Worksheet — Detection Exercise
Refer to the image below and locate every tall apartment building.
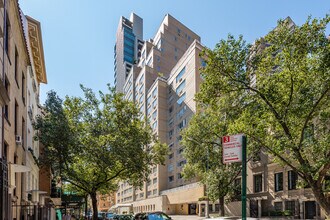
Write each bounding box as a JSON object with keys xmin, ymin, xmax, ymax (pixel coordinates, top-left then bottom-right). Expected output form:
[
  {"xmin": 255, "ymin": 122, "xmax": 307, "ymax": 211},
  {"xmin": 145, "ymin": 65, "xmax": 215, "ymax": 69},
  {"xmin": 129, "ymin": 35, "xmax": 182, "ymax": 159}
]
[
  {"xmin": 114, "ymin": 13, "xmax": 205, "ymax": 216},
  {"xmin": 0, "ymin": 1, "xmax": 49, "ymax": 219},
  {"xmin": 114, "ymin": 13, "xmax": 144, "ymax": 93},
  {"xmin": 114, "ymin": 14, "xmax": 326, "ymax": 219}
]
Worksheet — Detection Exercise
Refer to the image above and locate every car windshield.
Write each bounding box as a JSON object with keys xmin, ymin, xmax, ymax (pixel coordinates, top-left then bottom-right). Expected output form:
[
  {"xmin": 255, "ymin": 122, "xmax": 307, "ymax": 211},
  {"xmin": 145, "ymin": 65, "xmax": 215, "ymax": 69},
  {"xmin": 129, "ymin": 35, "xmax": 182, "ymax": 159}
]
[{"xmin": 148, "ymin": 213, "xmax": 170, "ymax": 220}]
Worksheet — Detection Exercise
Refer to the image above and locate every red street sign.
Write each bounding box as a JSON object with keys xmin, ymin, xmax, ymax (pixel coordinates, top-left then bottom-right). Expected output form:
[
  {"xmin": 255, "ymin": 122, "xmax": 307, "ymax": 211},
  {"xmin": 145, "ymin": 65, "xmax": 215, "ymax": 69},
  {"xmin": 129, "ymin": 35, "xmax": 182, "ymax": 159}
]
[{"xmin": 222, "ymin": 134, "xmax": 243, "ymax": 164}]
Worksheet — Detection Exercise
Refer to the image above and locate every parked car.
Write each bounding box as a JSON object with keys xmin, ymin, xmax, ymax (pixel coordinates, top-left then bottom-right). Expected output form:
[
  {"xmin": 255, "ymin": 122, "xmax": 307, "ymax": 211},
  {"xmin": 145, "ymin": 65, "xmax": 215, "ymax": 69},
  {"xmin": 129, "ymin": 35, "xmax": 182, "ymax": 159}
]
[
  {"xmin": 113, "ymin": 214, "xmax": 134, "ymax": 220},
  {"xmin": 106, "ymin": 213, "xmax": 115, "ymax": 220},
  {"xmin": 134, "ymin": 212, "xmax": 172, "ymax": 220}
]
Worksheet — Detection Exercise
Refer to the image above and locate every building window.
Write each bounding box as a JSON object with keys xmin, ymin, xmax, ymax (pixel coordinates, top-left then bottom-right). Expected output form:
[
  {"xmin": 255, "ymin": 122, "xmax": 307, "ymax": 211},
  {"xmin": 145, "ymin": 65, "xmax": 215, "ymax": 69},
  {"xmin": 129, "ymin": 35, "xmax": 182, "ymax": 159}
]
[
  {"xmin": 168, "ymin": 153, "xmax": 174, "ymax": 159},
  {"xmin": 176, "ymin": 67, "xmax": 186, "ymax": 83},
  {"xmin": 168, "ymin": 176, "xmax": 174, "ymax": 182},
  {"xmin": 153, "ymin": 189, "xmax": 157, "ymax": 195},
  {"xmin": 288, "ymin": 170, "xmax": 298, "ymax": 190},
  {"xmin": 177, "ymin": 160, "xmax": 186, "ymax": 167},
  {"xmin": 152, "ymin": 99, "xmax": 157, "ymax": 109},
  {"xmin": 153, "ymin": 178, "xmax": 157, "ymax": 185},
  {"xmin": 168, "ymin": 164, "xmax": 173, "ymax": 172},
  {"xmin": 177, "ymin": 93, "xmax": 186, "ymax": 105},
  {"xmin": 177, "ymin": 118, "xmax": 187, "ymax": 130},
  {"xmin": 176, "ymin": 80, "xmax": 186, "ymax": 95},
  {"xmin": 285, "ymin": 201, "xmax": 295, "ymax": 216},
  {"xmin": 152, "ymin": 121, "xmax": 157, "ymax": 130},
  {"xmin": 169, "ymin": 106, "xmax": 173, "ymax": 114},
  {"xmin": 4, "ymin": 15, "xmax": 10, "ymax": 55},
  {"xmin": 4, "ymin": 105, "xmax": 9, "ymax": 121},
  {"xmin": 15, "ymin": 101, "xmax": 18, "ymax": 135},
  {"xmin": 152, "ymin": 87, "xmax": 158, "ymax": 97},
  {"xmin": 234, "ymin": 178, "xmax": 241, "ymax": 196},
  {"xmin": 168, "ymin": 129, "xmax": 173, "ymax": 138},
  {"xmin": 21, "ymin": 73, "xmax": 26, "ymax": 101},
  {"xmin": 254, "ymin": 174, "xmax": 262, "ymax": 193},
  {"xmin": 14, "ymin": 48, "xmax": 19, "ymax": 86},
  {"xmin": 177, "ymin": 173, "xmax": 182, "ymax": 179},
  {"xmin": 274, "ymin": 202, "xmax": 283, "ymax": 212},
  {"xmin": 275, "ymin": 172, "xmax": 283, "ymax": 192},
  {"xmin": 152, "ymin": 110, "xmax": 157, "ymax": 120}
]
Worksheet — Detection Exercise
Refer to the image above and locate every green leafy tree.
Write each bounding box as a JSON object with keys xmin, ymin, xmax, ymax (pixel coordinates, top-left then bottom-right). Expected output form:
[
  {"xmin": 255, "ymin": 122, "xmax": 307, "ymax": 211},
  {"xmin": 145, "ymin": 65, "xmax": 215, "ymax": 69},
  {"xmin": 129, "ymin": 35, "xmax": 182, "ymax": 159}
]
[
  {"xmin": 197, "ymin": 15, "xmax": 330, "ymax": 216},
  {"xmin": 182, "ymin": 106, "xmax": 243, "ymax": 216},
  {"xmin": 34, "ymin": 85, "xmax": 167, "ymax": 220}
]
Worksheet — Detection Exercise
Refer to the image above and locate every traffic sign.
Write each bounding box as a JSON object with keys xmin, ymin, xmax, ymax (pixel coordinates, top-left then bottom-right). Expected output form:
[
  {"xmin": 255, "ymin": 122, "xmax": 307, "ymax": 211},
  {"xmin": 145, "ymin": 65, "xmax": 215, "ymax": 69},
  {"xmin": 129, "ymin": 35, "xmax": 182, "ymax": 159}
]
[{"xmin": 222, "ymin": 134, "xmax": 243, "ymax": 164}]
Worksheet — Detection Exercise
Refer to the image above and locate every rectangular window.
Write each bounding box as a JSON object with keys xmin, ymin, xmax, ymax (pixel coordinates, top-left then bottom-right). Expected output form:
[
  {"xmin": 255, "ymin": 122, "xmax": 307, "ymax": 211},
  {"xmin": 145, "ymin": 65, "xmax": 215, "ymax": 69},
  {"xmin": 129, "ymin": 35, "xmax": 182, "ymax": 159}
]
[
  {"xmin": 177, "ymin": 93, "xmax": 186, "ymax": 105},
  {"xmin": 168, "ymin": 129, "xmax": 173, "ymax": 137},
  {"xmin": 274, "ymin": 202, "xmax": 283, "ymax": 212},
  {"xmin": 168, "ymin": 176, "xmax": 174, "ymax": 182},
  {"xmin": 176, "ymin": 80, "xmax": 186, "ymax": 95},
  {"xmin": 168, "ymin": 153, "xmax": 174, "ymax": 159},
  {"xmin": 254, "ymin": 174, "xmax": 262, "ymax": 193},
  {"xmin": 234, "ymin": 178, "xmax": 241, "ymax": 196},
  {"xmin": 153, "ymin": 178, "xmax": 157, "ymax": 185},
  {"xmin": 168, "ymin": 164, "xmax": 173, "ymax": 172},
  {"xmin": 285, "ymin": 201, "xmax": 295, "ymax": 216},
  {"xmin": 15, "ymin": 101, "xmax": 18, "ymax": 135},
  {"xmin": 4, "ymin": 16, "xmax": 10, "ymax": 54},
  {"xmin": 152, "ymin": 99, "xmax": 157, "ymax": 109},
  {"xmin": 275, "ymin": 172, "xmax": 283, "ymax": 192},
  {"xmin": 176, "ymin": 67, "xmax": 186, "ymax": 83},
  {"xmin": 168, "ymin": 118, "xmax": 174, "ymax": 127},
  {"xmin": 152, "ymin": 110, "xmax": 157, "ymax": 120},
  {"xmin": 177, "ymin": 173, "xmax": 182, "ymax": 179},
  {"xmin": 22, "ymin": 73, "xmax": 25, "ymax": 104},
  {"xmin": 153, "ymin": 189, "xmax": 157, "ymax": 195},
  {"xmin": 288, "ymin": 170, "xmax": 298, "ymax": 190},
  {"xmin": 22, "ymin": 117, "xmax": 25, "ymax": 148},
  {"xmin": 147, "ymin": 96, "xmax": 151, "ymax": 105},
  {"xmin": 152, "ymin": 87, "xmax": 158, "ymax": 97},
  {"xmin": 152, "ymin": 121, "xmax": 157, "ymax": 130},
  {"xmin": 177, "ymin": 118, "xmax": 187, "ymax": 130},
  {"xmin": 177, "ymin": 160, "xmax": 186, "ymax": 167},
  {"xmin": 14, "ymin": 48, "xmax": 19, "ymax": 85},
  {"xmin": 4, "ymin": 105, "xmax": 9, "ymax": 120}
]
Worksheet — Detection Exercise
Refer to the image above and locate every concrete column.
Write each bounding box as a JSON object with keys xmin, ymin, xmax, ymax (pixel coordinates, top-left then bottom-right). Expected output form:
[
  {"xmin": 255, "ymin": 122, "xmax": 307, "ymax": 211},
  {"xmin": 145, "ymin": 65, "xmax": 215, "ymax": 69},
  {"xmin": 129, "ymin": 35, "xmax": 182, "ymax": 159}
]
[
  {"xmin": 299, "ymin": 201, "xmax": 304, "ymax": 219},
  {"xmin": 198, "ymin": 203, "xmax": 202, "ymax": 217},
  {"xmin": 258, "ymin": 200, "xmax": 262, "ymax": 218}
]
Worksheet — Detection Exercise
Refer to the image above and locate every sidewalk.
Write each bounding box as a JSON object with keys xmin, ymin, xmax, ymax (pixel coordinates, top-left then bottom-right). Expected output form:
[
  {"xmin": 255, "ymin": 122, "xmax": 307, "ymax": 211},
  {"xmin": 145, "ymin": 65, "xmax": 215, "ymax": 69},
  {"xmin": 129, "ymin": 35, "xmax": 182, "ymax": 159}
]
[{"xmin": 170, "ymin": 215, "xmax": 205, "ymax": 220}]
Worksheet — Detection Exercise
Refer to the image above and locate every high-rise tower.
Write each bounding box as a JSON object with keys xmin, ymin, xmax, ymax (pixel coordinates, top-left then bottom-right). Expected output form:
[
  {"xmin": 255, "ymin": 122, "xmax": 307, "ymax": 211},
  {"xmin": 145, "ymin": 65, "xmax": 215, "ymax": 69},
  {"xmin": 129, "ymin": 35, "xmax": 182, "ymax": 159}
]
[{"xmin": 114, "ymin": 13, "xmax": 143, "ymax": 92}]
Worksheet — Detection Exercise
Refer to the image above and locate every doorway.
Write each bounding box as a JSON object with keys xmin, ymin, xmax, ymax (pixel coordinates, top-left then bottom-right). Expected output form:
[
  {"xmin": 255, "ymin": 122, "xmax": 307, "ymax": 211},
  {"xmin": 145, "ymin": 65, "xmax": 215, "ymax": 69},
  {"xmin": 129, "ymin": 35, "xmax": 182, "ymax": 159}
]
[
  {"xmin": 305, "ymin": 201, "xmax": 316, "ymax": 219},
  {"xmin": 188, "ymin": 204, "xmax": 197, "ymax": 215},
  {"xmin": 250, "ymin": 200, "xmax": 258, "ymax": 218}
]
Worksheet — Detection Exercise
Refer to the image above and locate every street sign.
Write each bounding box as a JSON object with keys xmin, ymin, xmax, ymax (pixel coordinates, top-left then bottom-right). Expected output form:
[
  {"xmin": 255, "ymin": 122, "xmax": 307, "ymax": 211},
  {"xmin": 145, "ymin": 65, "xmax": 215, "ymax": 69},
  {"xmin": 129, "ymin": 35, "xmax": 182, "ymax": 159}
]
[{"xmin": 222, "ymin": 134, "xmax": 243, "ymax": 164}]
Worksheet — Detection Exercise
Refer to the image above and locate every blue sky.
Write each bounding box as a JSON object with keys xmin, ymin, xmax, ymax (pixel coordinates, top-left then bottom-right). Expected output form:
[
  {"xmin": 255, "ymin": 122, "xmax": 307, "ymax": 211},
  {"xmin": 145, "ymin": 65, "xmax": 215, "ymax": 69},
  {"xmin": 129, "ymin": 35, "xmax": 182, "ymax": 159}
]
[{"xmin": 19, "ymin": 0, "xmax": 329, "ymax": 103}]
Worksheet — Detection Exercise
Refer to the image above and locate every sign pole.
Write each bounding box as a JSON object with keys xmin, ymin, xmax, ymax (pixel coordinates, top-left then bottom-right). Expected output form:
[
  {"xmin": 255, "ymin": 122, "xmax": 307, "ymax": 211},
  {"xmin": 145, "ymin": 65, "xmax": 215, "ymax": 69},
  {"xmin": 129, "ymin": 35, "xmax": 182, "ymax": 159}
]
[{"xmin": 242, "ymin": 135, "xmax": 247, "ymax": 220}]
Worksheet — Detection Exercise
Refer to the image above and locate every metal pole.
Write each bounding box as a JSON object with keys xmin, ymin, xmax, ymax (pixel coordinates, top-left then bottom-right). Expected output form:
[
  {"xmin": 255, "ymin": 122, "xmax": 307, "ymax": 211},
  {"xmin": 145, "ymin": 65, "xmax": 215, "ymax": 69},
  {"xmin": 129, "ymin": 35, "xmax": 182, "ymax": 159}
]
[{"xmin": 241, "ymin": 136, "xmax": 247, "ymax": 220}]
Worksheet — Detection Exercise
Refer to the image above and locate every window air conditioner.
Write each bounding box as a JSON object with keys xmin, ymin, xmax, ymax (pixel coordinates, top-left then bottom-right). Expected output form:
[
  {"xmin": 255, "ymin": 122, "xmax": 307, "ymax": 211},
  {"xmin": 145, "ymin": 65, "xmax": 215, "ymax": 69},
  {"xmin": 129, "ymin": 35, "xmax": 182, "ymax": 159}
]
[{"xmin": 15, "ymin": 135, "xmax": 22, "ymax": 145}]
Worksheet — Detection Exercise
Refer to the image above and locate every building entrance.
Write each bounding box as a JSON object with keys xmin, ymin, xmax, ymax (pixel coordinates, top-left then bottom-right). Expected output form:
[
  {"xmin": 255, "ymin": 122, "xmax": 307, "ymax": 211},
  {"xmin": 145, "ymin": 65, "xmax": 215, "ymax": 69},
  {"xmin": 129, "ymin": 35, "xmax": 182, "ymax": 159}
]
[
  {"xmin": 304, "ymin": 201, "xmax": 316, "ymax": 219},
  {"xmin": 188, "ymin": 204, "xmax": 197, "ymax": 215},
  {"xmin": 249, "ymin": 200, "xmax": 258, "ymax": 218}
]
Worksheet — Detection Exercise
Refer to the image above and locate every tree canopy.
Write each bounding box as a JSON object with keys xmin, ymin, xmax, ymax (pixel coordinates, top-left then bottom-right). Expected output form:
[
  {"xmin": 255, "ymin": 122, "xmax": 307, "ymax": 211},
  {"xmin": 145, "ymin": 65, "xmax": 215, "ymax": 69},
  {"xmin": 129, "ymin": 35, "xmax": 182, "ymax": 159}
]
[
  {"xmin": 182, "ymin": 107, "xmax": 242, "ymax": 216},
  {"xmin": 193, "ymin": 15, "xmax": 330, "ymax": 216},
  {"xmin": 34, "ymin": 85, "xmax": 167, "ymax": 220}
]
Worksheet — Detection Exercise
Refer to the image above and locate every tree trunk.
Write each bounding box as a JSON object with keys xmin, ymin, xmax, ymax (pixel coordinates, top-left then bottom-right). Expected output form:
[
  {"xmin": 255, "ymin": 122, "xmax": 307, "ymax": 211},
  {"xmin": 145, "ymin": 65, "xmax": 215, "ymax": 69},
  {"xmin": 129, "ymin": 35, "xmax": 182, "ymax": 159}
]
[
  {"xmin": 90, "ymin": 191, "xmax": 98, "ymax": 220},
  {"xmin": 311, "ymin": 184, "xmax": 330, "ymax": 218},
  {"xmin": 85, "ymin": 194, "xmax": 88, "ymax": 218},
  {"xmin": 218, "ymin": 196, "xmax": 225, "ymax": 216}
]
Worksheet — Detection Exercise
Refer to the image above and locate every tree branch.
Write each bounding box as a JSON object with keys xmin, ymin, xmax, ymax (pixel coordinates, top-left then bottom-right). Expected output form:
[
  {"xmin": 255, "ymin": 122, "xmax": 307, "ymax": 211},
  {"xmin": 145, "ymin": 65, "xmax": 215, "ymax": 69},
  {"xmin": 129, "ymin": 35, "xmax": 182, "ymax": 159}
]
[{"xmin": 298, "ymin": 86, "xmax": 330, "ymax": 149}]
